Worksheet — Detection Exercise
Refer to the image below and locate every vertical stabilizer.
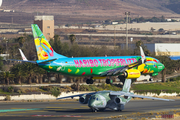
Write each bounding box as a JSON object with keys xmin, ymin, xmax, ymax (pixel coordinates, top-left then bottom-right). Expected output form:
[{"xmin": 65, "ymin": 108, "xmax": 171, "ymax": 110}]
[
  {"xmin": 122, "ymin": 79, "xmax": 131, "ymax": 92},
  {"xmin": 31, "ymin": 24, "xmax": 67, "ymax": 60}
]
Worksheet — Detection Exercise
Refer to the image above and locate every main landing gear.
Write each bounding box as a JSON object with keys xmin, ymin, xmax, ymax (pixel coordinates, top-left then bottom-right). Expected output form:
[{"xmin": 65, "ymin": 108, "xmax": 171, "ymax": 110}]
[
  {"xmin": 86, "ymin": 78, "xmax": 94, "ymax": 84},
  {"xmin": 86, "ymin": 78, "xmax": 113, "ymax": 84},
  {"xmin": 149, "ymin": 78, "xmax": 153, "ymax": 81},
  {"xmin": 106, "ymin": 79, "xmax": 113, "ymax": 84}
]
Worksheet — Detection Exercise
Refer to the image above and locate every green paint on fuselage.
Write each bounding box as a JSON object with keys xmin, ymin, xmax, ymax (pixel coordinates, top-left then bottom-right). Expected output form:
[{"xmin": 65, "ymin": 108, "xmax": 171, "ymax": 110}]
[{"xmin": 38, "ymin": 56, "xmax": 164, "ymax": 77}]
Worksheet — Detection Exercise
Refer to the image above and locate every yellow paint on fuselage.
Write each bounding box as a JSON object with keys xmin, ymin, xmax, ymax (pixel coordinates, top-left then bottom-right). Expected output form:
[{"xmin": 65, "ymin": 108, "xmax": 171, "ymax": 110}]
[{"xmin": 49, "ymin": 66, "xmax": 53, "ymax": 69}]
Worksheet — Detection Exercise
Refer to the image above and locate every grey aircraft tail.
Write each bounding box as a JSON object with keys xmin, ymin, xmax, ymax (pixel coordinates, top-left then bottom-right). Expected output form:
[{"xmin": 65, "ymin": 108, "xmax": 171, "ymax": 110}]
[{"xmin": 122, "ymin": 79, "xmax": 131, "ymax": 92}]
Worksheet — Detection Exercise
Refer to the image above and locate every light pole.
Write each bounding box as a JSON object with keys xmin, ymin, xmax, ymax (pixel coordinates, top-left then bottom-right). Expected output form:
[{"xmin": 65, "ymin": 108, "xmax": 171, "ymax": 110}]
[{"xmin": 125, "ymin": 12, "xmax": 130, "ymax": 50}]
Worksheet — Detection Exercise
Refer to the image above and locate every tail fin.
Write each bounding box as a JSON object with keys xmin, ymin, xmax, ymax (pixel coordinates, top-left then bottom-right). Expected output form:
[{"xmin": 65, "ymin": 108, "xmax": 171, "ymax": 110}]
[
  {"xmin": 122, "ymin": 79, "xmax": 131, "ymax": 92},
  {"xmin": 31, "ymin": 24, "xmax": 67, "ymax": 60}
]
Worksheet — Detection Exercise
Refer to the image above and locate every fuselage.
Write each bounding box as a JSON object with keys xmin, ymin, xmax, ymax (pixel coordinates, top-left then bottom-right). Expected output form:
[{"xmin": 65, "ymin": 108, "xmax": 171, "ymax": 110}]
[
  {"xmin": 37, "ymin": 56, "xmax": 164, "ymax": 77},
  {"xmin": 87, "ymin": 91, "xmax": 132, "ymax": 111}
]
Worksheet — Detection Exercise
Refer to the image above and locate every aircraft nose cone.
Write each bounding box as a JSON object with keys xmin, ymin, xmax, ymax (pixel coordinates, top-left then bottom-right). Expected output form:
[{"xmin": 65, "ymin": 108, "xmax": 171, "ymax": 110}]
[
  {"xmin": 158, "ymin": 63, "xmax": 165, "ymax": 72},
  {"xmin": 162, "ymin": 64, "xmax": 165, "ymax": 70}
]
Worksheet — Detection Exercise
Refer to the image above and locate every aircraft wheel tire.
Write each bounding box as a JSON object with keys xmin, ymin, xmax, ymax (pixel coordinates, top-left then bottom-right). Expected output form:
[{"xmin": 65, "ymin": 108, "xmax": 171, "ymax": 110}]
[
  {"xmin": 89, "ymin": 79, "xmax": 94, "ymax": 84},
  {"xmin": 86, "ymin": 79, "xmax": 93, "ymax": 84},
  {"xmin": 86, "ymin": 79, "xmax": 90, "ymax": 84},
  {"xmin": 106, "ymin": 79, "xmax": 113, "ymax": 84},
  {"xmin": 149, "ymin": 78, "xmax": 153, "ymax": 81},
  {"xmin": 91, "ymin": 109, "xmax": 97, "ymax": 112}
]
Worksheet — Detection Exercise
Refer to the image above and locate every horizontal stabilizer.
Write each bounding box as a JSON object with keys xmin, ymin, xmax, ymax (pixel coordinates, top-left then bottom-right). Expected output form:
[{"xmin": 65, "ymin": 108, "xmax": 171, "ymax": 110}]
[
  {"xmin": 37, "ymin": 58, "xmax": 58, "ymax": 64},
  {"xmin": 8, "ymin": 59, "xmax": 36, "ymax": 64}
]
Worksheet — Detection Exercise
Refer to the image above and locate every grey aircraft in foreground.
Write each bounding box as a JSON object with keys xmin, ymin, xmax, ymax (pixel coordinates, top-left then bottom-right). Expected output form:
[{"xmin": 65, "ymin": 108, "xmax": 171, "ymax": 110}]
[{"xmin": 57, "ymin": 79, "xmax": 174, "ymax": 112}]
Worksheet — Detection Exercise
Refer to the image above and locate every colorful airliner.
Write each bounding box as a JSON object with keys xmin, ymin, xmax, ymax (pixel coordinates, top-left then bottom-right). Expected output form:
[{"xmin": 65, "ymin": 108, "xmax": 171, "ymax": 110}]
[
  {"xmin": 57, "ymin": 79, "xmax": 173, "ymax": 112},
  {"xmin": 14, "ymin": 24, "xmax": 165, "ymax": 84}
]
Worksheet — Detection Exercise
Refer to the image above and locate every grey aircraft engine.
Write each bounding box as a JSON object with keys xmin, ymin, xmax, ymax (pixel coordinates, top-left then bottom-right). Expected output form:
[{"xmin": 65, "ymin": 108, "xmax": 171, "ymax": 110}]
[{"xmin": 79, "ymin": 94, "xmax": 91, "ymax": 104}]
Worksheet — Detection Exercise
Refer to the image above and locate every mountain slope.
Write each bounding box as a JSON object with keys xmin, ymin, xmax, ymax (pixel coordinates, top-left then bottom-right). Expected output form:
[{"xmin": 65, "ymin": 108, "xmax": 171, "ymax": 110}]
[{"xmin": 1, "ymin": 0, "xmax": 180, "ymax": 17}]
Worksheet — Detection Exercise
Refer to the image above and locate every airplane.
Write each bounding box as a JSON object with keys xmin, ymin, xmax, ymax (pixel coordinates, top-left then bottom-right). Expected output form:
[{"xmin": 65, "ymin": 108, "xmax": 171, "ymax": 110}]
[
  {"xmin": 57, "ymin": 79, "xmax": 174, "ymax": 112},
  {"xmin": 12, "ymin": 24, "xmax": 165, "ymax": 84}
]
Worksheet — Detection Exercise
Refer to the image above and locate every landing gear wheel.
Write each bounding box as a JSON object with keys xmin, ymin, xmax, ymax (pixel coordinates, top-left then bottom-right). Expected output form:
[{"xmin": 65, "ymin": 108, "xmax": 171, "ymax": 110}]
[
  {"xmin": 89, "ymin": 79, "xmax": 93, "ymax": 84},
  {"xmin": 106, "ymin": 79, "xmax": 113, "ymax": 84},
  {"xmin": 91, "ymin": 109, "xmax": 97, "ymax": 112},
  {"xmin": 86, "ymin": 79, "xmax": 90, "ymax": 84},
  {"xmin": 86, "ymin": 79, "xmax": 94, "ymax": 84},
  {"xmin": 149, "ymin": 78, "xmax": 153, "ymax": 81}
]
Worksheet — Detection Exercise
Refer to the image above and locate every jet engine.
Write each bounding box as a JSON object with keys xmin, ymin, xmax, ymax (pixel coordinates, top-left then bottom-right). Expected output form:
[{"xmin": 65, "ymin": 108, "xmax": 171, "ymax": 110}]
[
  {"xmin": 114, "ymin": 97, "xmax": 122, "ymax": 105},
  {"xmin": 79, "ymin": 95, "xmax": 90, "ymax": 104},
  {"xmin": 124, "ymin": 69, "xmax": 141, "ymax": 79}
]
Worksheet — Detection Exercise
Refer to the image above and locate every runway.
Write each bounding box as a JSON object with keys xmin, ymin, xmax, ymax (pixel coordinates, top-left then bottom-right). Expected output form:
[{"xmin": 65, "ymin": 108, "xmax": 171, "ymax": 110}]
[{"xmin": 0, "ymin": 99, "xmax": 180, "ymax": 120}]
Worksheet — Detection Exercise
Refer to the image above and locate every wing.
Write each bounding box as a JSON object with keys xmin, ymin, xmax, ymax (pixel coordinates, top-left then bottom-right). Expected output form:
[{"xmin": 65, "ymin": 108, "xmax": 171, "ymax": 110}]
[
  {"xmin": 110, "ymin": 91, "xmax": 174, "ymax": 101},
  {"xmin": 100, "ymin": 59, "xmax": 142, "ymax": 76},
  {"xmin": 100, "ymin": 46, "xmax": 145, "ymax": 76},
  {"xmin": 57, "ymin": 92, "xmax": 97, "ymax": 100}
]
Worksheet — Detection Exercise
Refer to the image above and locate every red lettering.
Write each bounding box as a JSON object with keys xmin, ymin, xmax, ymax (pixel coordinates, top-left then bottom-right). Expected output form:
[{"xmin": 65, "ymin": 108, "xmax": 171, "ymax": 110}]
[
  {"xmin": 98, "ymin": 59, "xmax": 103, "ymax": 66},
  {"xmin": 89, "ymin": 59, "xmax": 94, "ymax": 67},
  {"xmin": 110, "ymin": 59, "xmax": 114, "ymax": 66},
  {"xmin": 74, "ymin": 60, "xmax": 80, "ymax": 68},
  {"xmin": 107, "ymin": 59, "xmax": 111, "ymax": 66},
  {"xmin": 102, "ymin": 59, "xmax": 107, "ymax": 66},
  {"xmin": 79, "ymin": 60, "xmax": 84, "ymax": 67},
  {"xmin": 83, "ymin": 60, "xmax": 87, "ymax": 67},
  {"xmin": 94, "ymin": 59, "xmax": 99, "ymax": 67},
  {"xmin": 86, "ymin": 60, "xmax": 90, "ymax": 67}
]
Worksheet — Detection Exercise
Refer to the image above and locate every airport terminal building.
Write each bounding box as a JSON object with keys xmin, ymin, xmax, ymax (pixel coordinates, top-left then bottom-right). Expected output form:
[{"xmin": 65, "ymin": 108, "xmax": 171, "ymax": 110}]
[{"xmin": 145, "ymin": 43, "xmax": 180, "ymax": 60}]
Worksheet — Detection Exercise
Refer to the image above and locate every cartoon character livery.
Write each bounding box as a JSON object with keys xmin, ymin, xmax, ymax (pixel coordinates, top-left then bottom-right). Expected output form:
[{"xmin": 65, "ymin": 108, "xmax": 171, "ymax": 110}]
[
  {"xmin": 57, "ymin": 79, "xmax": 174, "ymax": 112},
  {"xmin": 15, "ymin": 24, "xmax": 165, "ymax": 84}
]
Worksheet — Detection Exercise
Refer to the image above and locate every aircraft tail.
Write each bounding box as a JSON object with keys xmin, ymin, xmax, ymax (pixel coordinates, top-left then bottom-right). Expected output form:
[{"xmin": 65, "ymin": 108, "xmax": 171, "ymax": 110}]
[
  {"xmin": 31, "ymin": 24, "xmax": 67, "ymax": 61},
  {"xmin": 122, "ymin": 79, "xmax": 131, "ymax": 92}
]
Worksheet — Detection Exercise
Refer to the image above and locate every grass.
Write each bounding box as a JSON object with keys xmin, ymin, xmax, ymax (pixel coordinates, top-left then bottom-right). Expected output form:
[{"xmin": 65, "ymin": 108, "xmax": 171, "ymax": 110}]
[
  {"xmin": 131, "ymin": 81, "xmax": 180, "ymax": 94},
  {"xmin": 0, "ymin": 89, "xmax": 12, "ymax": 95}
]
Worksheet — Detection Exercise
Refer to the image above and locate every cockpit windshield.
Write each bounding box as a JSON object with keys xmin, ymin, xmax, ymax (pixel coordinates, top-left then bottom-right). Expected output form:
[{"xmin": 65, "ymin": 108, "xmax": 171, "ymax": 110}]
[{"xmin": 92, "ymin": 96, "xmax": 99, "ymax": 101}]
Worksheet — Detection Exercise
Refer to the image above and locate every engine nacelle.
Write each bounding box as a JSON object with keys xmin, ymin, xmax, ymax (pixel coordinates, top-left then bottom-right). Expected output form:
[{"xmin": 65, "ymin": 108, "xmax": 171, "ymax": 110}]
[
  {"xmin": 124, "ymin": 69, "xmax": 141, "ymax": 79},
  {"xmin": 114, "ymin": 97, "xmax": 121, "ymax": 105},
  {"xmin": 79, "ymin": 95, "xmax": 90, "ymax": 104}
]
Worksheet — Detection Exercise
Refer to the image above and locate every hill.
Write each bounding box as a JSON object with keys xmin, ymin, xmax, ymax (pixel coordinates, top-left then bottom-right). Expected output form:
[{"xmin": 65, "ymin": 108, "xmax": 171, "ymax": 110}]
[
  {"xmin": 1, "ymin": 0, "xmax": 180, "ymax": 24},
  {"xmin": 1, "ymin": 0, "xmax": 180, "ymax": 17}
]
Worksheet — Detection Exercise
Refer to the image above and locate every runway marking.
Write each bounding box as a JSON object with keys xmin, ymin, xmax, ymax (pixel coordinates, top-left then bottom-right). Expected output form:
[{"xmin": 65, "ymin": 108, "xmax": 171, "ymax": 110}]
[
  {"xmin": 0, "ymin": 108, "xmax": 41, "ymax": 113},
  {"xmin": 31, "ymin": 115, "xmax": 83, "ymax": 118},
  {"xmin": 50, "ymin": 103, "xmax": 75, "ymax": 105}
]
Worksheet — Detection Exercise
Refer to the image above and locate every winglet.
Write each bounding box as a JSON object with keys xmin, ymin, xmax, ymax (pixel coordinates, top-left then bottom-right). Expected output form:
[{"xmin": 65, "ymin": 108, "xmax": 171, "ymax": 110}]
[
  {"xmin": 140, "ymin": 46, "xmax": 146, "ymax": 63},
  {"xmin": 19, "ymin": 49, "xmax": 28, "ymax": 61}
]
